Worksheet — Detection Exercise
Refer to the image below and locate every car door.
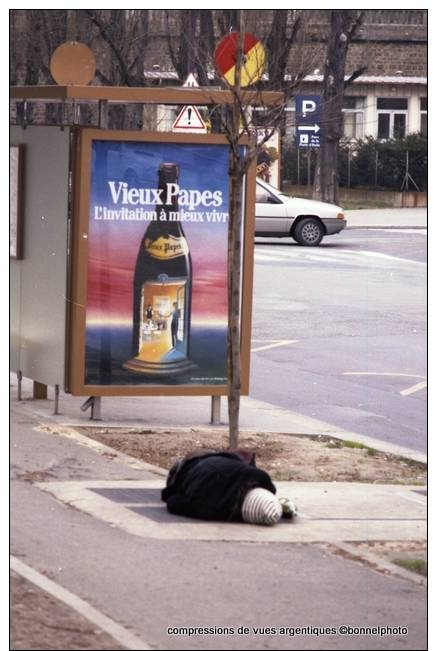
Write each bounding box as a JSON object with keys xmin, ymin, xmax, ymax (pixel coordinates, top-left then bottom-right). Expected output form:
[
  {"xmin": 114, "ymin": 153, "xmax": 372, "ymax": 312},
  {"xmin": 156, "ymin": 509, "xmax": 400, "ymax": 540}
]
[{"xmin": 255, "ymin": 183, "xmax": 289, "ymax": 235}]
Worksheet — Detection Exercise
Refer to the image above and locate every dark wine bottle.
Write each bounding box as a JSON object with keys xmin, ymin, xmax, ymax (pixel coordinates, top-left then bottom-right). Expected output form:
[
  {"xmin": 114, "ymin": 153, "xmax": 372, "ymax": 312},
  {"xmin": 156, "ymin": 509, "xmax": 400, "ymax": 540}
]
[{"xmin": 123, "ymin": 163, "xmax": 194, "ymax": 376}]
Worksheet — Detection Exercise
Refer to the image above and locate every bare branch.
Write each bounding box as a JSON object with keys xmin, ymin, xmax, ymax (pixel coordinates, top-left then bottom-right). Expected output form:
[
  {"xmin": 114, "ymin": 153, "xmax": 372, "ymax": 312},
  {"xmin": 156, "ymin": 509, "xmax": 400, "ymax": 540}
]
[
  {"xmin": 347, "ymin": 10, "xmax": 365, "ymax": 41},
  {"xmin": 344, "ymin": 64, "xmax": 367, "ymax": 88},
  {"xmin": 85, "ymin": 10, "xmax": 134, "ymax": 85}
]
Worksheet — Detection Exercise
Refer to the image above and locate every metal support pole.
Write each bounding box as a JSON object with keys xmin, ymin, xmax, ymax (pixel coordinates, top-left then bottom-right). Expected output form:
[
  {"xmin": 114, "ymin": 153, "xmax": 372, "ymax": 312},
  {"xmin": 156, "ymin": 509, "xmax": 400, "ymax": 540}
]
[
  {"xmin": 98, "ymin": 100, "xmax": 108, "ymax": 129},
  {"xmin": 73, "ymin": 100, "xmax": 80, "ymax": 125},
  {"xmin": 297, "ymin": 147, "xmax": 300, "ymax": 186},
  {"xmin": 210, "ymin": 396, "xmax": 221, "ymax": 425},
  {"xmin": 20, "ymin": 100, "xmax": 28, "ymax": 130},
  {"xmin": 17, "ymin": 370, "xmax": 22, "ymax": 401},
  {"xmin": 54, "ymin": 384, "xmax": 60, "ymax": 415},
  {"xmin": 60, "ymin": 99, "xmax": 66, "ymax": 131},
  {"xmin": 347, "ymin": 148, "xmax": 351, "ymax": 188},
  {"xmin": 405, "ymin": 150, "xmax": 409, "ymax": 191},
  {"xmin": 374, "ymin": 150, "xmax": 378, "ymax": 187},
  {"xmin": 80, "ymin": 396, "xmax": 103, "ymax": 421},
  {"xmin": 307, "ymin": 148, "xmax": 311, "ymax": 192},
  {"xmin": 91, "ymin": 396, "xmax": 102, "ymax": 421}
]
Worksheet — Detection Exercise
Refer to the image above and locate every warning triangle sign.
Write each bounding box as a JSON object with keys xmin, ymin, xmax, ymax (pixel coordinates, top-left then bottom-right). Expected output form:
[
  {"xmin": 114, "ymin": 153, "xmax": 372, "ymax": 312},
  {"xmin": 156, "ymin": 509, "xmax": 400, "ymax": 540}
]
[
  {"xmin": 182, "ymin": 73, "xmax": 199, "ymax": 88},
  {"xmin": 172, "ymin": 105, "xmax": 207, "ymax": 132}
]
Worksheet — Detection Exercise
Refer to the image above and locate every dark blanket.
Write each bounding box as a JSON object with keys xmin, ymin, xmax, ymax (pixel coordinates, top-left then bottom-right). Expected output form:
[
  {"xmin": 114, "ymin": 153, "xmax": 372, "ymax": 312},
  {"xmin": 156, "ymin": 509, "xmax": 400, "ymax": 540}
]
[{"xmin": 161, "ymin": 450, "xmax": 276, "ymax": 522}]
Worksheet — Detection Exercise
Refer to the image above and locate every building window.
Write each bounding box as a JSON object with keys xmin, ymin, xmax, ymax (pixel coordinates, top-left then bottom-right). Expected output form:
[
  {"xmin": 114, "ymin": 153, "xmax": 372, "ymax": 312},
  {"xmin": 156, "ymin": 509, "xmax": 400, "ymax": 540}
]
[
  {"xmin": 377, "ymin": 98, "xmax": 408, "ymax": 139},
  {"xmin": 342, "ymin": 96, "xmax": 365, "ymax": 139},
  {"xmin": 420, "ymin": 97, "xmax": 427, "ymax": 135}
]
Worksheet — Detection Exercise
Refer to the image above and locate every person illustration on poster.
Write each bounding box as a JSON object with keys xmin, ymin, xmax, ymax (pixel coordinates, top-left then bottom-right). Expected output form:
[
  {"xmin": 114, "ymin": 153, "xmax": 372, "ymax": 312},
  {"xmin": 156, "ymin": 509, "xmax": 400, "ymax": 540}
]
[
  {"xmin": 171, "ymin": 301, "xmax": 181, "ymax": 348},
  {"xmin": 145, "ymin": 304, "xmax": 153, "ymax": 322}
]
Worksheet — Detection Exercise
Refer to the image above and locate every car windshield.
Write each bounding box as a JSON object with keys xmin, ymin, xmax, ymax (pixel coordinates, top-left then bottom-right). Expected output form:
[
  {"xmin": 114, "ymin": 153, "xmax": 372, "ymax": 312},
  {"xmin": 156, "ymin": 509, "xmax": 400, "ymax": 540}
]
[{"xmin": 258, "ymin": 180, "xmax": 291, "ymax": 199}]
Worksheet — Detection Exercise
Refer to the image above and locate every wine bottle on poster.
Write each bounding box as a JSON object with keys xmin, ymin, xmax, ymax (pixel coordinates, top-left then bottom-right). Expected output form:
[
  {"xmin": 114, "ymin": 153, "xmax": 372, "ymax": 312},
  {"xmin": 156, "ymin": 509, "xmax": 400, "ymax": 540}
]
[{"xmin": 123, "ymin": 163, "xmax": 194, "ymax": 376}]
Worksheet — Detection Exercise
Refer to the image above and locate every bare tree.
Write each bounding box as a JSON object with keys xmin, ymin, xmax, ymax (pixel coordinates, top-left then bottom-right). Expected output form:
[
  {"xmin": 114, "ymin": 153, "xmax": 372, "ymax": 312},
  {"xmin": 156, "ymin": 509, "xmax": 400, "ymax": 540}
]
[
  {"xmin": 312, "ymin": 10, "xmax": 366, "ymax": 204},
  {"xmin": 162, "ymin": 10, "xmax": 318, "ymax": 446},
  {"xmin": 265, "ymin": 10, "xmax": 303, "ymax": 91},
  {"xmin": 164, "ymin": 10, "xmax": 216, "ymax": 86},
  {"xmin": 185, "ymin": 12, "xmax": 312, "ymax": 446},
  {"xmin": 10, "ymin": 10, "xmax": 150, "ymax": 128}
]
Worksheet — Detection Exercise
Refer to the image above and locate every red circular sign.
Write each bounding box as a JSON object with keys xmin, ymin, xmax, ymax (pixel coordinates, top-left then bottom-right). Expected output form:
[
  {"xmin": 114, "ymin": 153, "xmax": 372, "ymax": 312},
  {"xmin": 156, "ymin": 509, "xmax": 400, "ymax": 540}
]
[{"xmin": 215, "ymin": 32, "xmax": 266, "ymax": 87}]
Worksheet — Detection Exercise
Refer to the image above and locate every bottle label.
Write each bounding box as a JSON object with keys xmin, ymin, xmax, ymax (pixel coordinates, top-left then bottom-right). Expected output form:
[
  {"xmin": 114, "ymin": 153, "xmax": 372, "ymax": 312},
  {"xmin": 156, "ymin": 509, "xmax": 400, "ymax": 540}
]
[{"xmin": 145, "ymin": 235, "xmax": 189, "ymax": 260}]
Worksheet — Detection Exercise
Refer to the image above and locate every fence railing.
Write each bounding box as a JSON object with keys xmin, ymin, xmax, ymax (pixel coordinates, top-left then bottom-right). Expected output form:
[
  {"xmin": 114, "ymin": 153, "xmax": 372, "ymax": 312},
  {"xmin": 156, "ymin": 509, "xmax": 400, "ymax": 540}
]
[{"xmin": 281, "ymin": 137, "xmax": 427, "ymax": 192}]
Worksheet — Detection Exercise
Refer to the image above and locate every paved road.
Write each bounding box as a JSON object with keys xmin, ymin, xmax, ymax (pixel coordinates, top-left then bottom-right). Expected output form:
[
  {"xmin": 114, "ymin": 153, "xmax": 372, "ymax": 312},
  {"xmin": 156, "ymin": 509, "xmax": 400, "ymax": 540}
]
[{"xmin": 251, "ymin": 229, "xmax": 427, "ymax": 453}]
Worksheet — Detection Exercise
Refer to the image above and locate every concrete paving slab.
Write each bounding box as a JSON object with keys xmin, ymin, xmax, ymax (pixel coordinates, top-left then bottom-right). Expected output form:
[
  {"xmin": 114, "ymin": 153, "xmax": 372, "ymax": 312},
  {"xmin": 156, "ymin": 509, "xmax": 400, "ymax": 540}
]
[{"xmin": 36, "ymin": 479, "xmax": 426, "ymax": 544}]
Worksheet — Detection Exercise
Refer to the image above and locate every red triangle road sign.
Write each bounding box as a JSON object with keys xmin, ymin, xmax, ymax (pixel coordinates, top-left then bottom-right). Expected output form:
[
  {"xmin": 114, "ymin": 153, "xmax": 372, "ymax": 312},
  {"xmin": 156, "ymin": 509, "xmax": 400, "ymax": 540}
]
[{"xmin": 172, "ymin": 105, "xmax": 207, "ymax": 132}]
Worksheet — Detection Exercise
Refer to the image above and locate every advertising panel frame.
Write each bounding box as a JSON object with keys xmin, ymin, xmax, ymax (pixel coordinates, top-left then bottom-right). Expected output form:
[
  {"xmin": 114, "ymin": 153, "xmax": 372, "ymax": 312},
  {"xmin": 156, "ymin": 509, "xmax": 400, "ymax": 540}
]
[
  {"xmin": 68, "ymin": 128, "xmax": 255, "ymax": 397},
  {"xmin": 10, "ymin": 144, "xmax": 24, "ymax": 259}
]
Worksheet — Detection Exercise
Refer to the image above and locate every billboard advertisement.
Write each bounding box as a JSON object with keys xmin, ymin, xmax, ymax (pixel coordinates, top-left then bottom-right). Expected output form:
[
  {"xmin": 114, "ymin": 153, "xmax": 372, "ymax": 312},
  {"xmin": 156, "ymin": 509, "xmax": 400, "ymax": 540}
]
[{"xmin": 69, "ymin": 130, "xmax": 255, "ymax": 396}]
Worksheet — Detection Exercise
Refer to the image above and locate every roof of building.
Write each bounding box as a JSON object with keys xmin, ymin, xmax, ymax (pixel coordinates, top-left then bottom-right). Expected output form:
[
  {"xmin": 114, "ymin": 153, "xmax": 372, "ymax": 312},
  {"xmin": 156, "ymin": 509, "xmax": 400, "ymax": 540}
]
[{"xmin": 144, "ymin": 70, "xmax": 427, "ymax": 86}]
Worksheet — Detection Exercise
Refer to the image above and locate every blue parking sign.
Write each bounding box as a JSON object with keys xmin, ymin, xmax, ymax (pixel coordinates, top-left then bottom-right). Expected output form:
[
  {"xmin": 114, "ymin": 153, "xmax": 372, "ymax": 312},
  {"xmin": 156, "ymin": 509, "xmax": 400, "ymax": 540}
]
[{"xmin": 296, "ymin": 95, "xmax": 322, "ymax": 148}]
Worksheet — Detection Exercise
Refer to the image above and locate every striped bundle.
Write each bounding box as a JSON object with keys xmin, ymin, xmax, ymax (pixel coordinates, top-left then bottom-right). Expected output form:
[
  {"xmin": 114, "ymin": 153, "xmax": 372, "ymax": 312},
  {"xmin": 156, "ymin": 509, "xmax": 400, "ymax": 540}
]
[{"xmin": 241, "ymin": 488, "xmax": 282, "ymax": 526}]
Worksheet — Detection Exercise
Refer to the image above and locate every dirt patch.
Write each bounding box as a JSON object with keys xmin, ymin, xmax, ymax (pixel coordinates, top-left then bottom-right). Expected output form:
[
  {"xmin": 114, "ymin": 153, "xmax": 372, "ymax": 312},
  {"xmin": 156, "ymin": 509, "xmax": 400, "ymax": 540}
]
[
  {"xmin": 353, "ymin": 541, "xmax": 427, "ymax": 576},
  {"xmin": 10, "ymin": 572, "xmax": 123, "ymax": 650},
  {"xmin": 76, "ymin": 427, "xmax": 427, "ymax": 485}
]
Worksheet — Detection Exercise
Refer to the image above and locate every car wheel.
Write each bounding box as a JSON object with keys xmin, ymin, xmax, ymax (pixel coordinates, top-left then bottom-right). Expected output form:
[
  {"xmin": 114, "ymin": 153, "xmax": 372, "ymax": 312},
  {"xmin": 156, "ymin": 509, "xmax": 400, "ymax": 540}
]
[{"xmin": 293, "ymin": 217, "xmax": 324, "ymax": 246}]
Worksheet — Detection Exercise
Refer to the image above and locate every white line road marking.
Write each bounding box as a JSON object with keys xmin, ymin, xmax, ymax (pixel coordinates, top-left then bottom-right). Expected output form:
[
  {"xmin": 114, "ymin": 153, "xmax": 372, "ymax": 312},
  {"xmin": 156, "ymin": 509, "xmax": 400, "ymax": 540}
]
[
  {"xmin": 255, "ymin": 247, "xmax": 426, "ymax": 267},
  {"xmin": 251, "ymin": 340, "xmax": 298, "ymax": 353},
  {"xmin": 342, "ymin": 372, "xmax": 427, "ymax": 397},
  {"xmin": 343, "ymin": 372, "xmax": 426, "ymax": 379},
  {"xmin": 254, "ymin": 252, "xmax": 285, "ymax": 263},
  {"xmin": 354, "ymin": 250, "xmax": 426, "ymax": 266},
  {"xmin": 10, "ymin": 556, "xmax": 151, "ymax": 650},
  {"xmin": 400, "ymin": 380, "xmax": 427, "ymax": 397},
  {"xmin": 372, "ymin": 229, "xmax": 427, "ymax": 234}
]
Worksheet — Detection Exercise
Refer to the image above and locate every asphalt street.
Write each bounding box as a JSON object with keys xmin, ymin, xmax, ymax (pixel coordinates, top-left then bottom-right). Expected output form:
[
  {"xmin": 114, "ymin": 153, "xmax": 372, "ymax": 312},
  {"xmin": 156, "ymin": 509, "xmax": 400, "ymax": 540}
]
[{"xmin": 251, "ymin": 228, "xmax": 427, "ymax": 453}]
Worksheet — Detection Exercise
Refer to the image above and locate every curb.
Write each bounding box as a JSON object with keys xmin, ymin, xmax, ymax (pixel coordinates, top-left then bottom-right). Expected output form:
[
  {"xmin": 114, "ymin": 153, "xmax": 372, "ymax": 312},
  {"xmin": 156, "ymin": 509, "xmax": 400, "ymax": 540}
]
[{"xmin": 346, "ymin": 225, "xmax": 427, "ymax": 230}]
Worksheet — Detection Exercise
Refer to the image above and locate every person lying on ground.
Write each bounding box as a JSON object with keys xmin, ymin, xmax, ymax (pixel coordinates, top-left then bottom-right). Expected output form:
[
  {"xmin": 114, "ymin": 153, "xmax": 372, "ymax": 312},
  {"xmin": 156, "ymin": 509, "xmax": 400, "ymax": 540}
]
[{"xmin": 161, "ymin": 449, "xmax": 296, "ymax": 526}]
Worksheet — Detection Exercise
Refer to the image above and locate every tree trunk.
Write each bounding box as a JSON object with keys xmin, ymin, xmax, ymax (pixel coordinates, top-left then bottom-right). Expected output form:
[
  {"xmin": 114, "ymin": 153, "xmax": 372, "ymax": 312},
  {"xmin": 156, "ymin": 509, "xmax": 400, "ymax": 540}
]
[
  {"xmin": 227, "ymin": 164, "xmax": 243, "ymax": 449},
  {"xmin": 227, "ymin": 26, "xmax": 245, "ymax": 449},
  {"xmin": 312, "ymin": 10, "xmax": 361, "ymax": 204}
]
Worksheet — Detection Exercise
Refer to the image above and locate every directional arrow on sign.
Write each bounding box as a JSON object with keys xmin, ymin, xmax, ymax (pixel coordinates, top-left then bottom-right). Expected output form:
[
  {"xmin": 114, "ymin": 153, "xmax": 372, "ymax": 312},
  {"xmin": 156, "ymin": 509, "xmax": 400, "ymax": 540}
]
[{"xmin": 297, "ymin": 124, "xmax": 321, "ymax": 133}]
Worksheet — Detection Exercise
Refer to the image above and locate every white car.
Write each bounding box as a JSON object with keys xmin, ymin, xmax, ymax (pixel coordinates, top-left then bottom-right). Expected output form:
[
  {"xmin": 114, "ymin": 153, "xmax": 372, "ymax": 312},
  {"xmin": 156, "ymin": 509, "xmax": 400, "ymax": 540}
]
[{"xmin": 255, "ymin": 179, "xmax": 347, "ymax": 246}]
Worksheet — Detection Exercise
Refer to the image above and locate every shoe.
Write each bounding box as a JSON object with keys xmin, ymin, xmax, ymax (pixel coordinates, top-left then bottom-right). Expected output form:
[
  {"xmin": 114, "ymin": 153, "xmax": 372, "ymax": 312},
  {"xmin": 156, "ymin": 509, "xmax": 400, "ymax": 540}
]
[{"xmin": 279, "ymin": 497, "xmax": 297, "ymax": 520}]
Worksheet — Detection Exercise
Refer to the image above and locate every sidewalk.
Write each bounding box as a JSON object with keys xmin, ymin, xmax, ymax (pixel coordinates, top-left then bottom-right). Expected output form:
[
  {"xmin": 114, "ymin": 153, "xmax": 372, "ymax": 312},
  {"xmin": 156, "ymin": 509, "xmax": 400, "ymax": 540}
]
[
  {"xmin": 344, "ymin": 207, "xmax": 427, "ymax": 229},
  {"xmin": 10, "ymin": 375, "xmax": 427, "ymax": 649},
  {"xmin": 11, "ymin": 374, "xmax": 426, "ymax": 463}
]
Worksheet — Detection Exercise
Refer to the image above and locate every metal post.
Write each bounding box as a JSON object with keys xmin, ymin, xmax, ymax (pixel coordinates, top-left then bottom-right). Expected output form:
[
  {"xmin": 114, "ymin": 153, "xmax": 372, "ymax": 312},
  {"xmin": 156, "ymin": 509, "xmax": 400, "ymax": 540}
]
[
  {"xmin": 60, "ymin": 99, "xmax": 66, "ymax": 131},
  {"xmin": 98, "ymin": 100, "xmax": 108, "ymax": 129},
  {"xmin": 307, "ymin": 148, "xmax": 311, "ymax": 192},
  {"xmin": 347, "ymin": 147, "xmax": 351, "ymax": 188},
  {"xmin": 297, "ymin": 147, "xmax": 300, "ymax": 186},
  {"xmin": 20, "ymin": 100, "xmax": 28, "ymax": 130},
  {"xmin": 374, "ymin": 149, "xmax": 378, "ymax": 187},
  {"xmin": 54, "ymin": 384, "xmax": 60, "ymax": 415},
  {"xmin": 210, "ymin": 396, "xmax": 221, "ymax": 425},
  {"xmin": 80, "ymin": 396, "xmax": 102, "ymax": 420},
  {"xmin": 405, "ymin": 150, "xmax": 409, "ymax": 191},
  {"xmin": 91, "ymin": 396, "xmax": 102, "ymax": 421},
  {"xmin": 17, "ymin": 370, "xmax": 23, "ymax": 401},
  {"xmin": 73, "ymin": 100, "xmax": 80, "ymax": 125}
]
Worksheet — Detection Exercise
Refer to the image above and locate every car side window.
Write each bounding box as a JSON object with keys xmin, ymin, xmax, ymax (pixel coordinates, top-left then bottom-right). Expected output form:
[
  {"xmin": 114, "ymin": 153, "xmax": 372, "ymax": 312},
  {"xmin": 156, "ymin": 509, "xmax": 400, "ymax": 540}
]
[{"xmin": 256, "ymin": 184, "xmax": 282, "ymax": 204}]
